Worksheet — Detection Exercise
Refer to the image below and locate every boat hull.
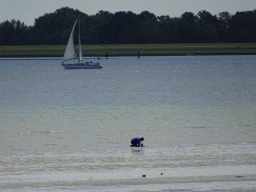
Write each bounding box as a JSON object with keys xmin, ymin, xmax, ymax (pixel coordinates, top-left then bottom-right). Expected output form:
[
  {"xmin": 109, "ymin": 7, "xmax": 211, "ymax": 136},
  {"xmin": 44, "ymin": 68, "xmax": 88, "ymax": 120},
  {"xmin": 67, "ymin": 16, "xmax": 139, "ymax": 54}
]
[{"xmin": 62, "ymin": 63, "xmax": 103, "ymax": 69}]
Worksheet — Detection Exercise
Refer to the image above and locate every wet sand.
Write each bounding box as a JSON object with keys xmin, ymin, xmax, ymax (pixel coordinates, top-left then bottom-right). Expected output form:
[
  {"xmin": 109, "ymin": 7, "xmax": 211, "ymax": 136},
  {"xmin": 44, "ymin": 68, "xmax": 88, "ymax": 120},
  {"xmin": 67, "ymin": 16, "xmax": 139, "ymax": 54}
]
[
  {"xmin": 1, "ymin": 175, "xmax": 256, "ymax": 192},
  {"xmin": 1, "ymin": 168, "xmax": 256, "ymax": 190}
]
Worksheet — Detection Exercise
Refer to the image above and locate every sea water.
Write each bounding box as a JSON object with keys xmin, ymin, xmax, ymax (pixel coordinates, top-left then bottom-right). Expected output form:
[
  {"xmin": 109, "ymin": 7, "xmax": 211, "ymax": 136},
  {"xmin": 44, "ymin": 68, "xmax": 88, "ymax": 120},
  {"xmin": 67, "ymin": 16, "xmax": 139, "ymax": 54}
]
[{"xmin": 0, "ymin": 56, "xmax": 256, "ymax": 191}]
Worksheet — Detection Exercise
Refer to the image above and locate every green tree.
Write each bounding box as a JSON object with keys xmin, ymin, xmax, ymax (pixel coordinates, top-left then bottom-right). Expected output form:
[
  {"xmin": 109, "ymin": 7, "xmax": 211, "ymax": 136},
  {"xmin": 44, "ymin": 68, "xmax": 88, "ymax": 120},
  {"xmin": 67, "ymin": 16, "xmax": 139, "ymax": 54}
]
[
  {"xmin": 177, "ymin": 12, "xmax": 199, "ymax": 43},
  {"xmin": 217, "ymin": 12, "xmax": 231, "ymax": 42},
  {"xmin": 229, "ymin": 11, "xmax": 256, "ymax": 42},
  {"xmin": 2, "ymin": 7, "xmax": 256, "ymax": 45},
  {"xmin": 87, "ymin": 10, "xmax": 113, "ymax": 44},
  {"xmin": 33, "ymin": 7, "xmax": 80, "ymax": 44},
  {"xmin": 104, "ymin": 11, "xmax": 139, "ymax": 44},
  {"xmin": 137, "ymin": 11, "xmax": 168, "ymax": 43},
  {"xmin": 196, "ymin": 10, "xmax": 219, "ymax": 42},
  {"xmin": 0, "ymin": 20, "xmax": 14, "ymax": 45}
]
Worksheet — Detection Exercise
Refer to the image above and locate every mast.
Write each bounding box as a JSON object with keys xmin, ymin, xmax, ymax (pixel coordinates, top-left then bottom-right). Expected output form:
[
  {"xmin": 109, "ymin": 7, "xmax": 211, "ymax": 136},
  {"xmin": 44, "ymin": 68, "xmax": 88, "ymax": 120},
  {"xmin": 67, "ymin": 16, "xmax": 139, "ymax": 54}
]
[{"xmin": 78, "ymin": 14, "xmax": 83, "ymax": 62}]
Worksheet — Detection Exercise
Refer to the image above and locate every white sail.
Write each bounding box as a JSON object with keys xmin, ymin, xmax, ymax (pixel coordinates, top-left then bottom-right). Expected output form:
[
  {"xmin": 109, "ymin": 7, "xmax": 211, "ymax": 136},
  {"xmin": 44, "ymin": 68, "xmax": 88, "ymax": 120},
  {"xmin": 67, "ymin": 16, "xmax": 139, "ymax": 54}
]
[
  {"xmin": 78, "ymin": 16, "xmax": 83, "ymax": 62},
  {"xmin": 63, "ymin": 19, "xmax": 78, "ymax": 61}
]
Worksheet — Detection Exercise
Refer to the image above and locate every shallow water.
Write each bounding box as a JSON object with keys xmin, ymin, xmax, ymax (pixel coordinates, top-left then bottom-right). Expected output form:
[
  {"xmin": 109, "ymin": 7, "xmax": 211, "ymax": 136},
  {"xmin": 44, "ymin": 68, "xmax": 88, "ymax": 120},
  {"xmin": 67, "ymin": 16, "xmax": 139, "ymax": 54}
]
[{"xmin": 0, "ymin": 56, "xmax": 256, "ymax": 191}]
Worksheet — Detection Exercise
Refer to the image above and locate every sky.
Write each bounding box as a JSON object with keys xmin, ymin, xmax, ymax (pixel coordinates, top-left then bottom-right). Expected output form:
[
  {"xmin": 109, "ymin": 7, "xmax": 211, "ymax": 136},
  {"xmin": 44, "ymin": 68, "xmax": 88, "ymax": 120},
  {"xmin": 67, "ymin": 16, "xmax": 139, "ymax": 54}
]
[{"xmin": 1, "ymin": 0, "xmax": 256, "ymax": 26}]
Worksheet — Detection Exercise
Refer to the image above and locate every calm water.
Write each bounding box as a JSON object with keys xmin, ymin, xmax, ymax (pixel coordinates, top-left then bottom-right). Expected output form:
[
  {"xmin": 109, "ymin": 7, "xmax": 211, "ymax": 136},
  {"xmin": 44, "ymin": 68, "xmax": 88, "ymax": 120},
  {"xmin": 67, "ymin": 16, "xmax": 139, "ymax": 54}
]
[{"xmin": 0, "ymin": 56, "xmax": 256, "ymax": 191}]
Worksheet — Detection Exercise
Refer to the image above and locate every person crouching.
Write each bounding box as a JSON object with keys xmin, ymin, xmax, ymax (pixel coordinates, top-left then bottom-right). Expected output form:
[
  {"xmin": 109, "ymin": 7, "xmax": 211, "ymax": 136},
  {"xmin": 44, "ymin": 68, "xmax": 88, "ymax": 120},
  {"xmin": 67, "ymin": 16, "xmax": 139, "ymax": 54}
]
[{"xmin": 131, "ymin": 137, "xmax": 144, "ymax": 147}]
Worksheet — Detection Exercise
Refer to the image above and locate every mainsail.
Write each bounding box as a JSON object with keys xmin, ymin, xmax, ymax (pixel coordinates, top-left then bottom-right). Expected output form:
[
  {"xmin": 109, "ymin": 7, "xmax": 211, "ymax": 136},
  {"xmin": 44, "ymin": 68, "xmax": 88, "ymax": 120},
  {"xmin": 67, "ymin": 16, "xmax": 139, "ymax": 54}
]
[
  {"xmin": 63, "ymin": 19, "xmax": 78, "ymax": 61},
  {"xmin": 78, "ymin": 16, "xmax": 83, "ymax": 62}
]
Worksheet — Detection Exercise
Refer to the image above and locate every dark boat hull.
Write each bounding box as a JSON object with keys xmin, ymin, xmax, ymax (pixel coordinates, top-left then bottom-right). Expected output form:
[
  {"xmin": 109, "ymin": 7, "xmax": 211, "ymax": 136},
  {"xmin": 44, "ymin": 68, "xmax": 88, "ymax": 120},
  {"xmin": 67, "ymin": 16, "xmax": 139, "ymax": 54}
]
[{"xmin": 62, "ymin": 63, "xmax": 103, "ymax": 69}]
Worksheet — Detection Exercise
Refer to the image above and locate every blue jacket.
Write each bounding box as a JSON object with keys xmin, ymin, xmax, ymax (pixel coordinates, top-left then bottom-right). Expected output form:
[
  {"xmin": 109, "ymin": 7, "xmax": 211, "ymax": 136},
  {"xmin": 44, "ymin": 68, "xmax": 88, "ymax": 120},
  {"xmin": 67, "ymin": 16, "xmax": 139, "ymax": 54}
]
[{"xmin": 131, "ymin": 137, "xmax": 141, "ymax": 146}]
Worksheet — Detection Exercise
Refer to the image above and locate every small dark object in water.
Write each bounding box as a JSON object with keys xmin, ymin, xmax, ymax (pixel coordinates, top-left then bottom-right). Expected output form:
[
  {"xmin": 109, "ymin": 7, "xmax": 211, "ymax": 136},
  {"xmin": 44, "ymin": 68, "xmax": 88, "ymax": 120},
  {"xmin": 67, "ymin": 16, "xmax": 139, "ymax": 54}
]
[
  {"xmin": 142, "ymin": 174, "xmax": 146, "ymax": 177},
  {"xmin": 161, "ymin": 173, "xmax": 163, "ymax": 175},
  {"xmin": 235, "ymin": 175, "xmax": 244, "ymax": 178}
]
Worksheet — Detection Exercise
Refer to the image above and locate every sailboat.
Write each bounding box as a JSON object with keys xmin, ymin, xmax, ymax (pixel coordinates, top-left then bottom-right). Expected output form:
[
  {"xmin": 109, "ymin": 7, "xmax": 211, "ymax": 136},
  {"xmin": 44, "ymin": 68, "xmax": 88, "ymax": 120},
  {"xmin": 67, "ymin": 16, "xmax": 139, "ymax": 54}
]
[{"xmin": 61, "ymin": 18, "xmax": 102, "ymax": 69}]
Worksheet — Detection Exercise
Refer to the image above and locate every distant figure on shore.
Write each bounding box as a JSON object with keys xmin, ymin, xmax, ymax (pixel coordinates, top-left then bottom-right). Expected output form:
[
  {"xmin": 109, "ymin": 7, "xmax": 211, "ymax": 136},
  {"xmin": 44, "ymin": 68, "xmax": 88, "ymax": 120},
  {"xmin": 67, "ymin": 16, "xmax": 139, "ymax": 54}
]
[{"xmin": 130, "ymin": 137, "xmax": 144, "ymax": 147}]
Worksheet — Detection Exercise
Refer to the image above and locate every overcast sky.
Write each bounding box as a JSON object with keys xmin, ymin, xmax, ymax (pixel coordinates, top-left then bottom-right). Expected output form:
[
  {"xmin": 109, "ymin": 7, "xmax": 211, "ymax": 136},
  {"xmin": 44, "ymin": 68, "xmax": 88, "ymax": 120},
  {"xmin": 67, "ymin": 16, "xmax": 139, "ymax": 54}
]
[{"xmin": 1, "ymin": 0, "xmax": 256, "ymax": 26}]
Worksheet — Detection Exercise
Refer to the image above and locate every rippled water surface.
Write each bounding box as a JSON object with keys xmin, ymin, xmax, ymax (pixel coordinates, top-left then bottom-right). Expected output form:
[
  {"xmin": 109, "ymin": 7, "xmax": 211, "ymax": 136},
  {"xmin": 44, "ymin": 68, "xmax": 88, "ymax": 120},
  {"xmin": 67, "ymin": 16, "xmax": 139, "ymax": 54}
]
[{"xmin": 0, "ymin": 56, "xmax": 256, "ymax": 191}]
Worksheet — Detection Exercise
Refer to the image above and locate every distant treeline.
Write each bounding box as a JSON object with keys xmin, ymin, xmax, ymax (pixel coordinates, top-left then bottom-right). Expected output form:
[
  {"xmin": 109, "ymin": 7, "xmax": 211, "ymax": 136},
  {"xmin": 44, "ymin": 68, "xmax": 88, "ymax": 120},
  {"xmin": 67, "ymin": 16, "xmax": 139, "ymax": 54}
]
[{"xmin": 1, "ymin": 7, "xmax": 256, "ymax": 45}]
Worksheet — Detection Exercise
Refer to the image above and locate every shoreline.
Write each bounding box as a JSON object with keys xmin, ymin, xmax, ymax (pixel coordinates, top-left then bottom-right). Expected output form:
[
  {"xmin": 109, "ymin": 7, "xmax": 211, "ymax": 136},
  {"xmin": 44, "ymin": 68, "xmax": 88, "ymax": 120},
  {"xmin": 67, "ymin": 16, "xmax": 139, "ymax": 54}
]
[{"xmin": 1, "ymin": 43, "xmax": 256, "ymax": 57}]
